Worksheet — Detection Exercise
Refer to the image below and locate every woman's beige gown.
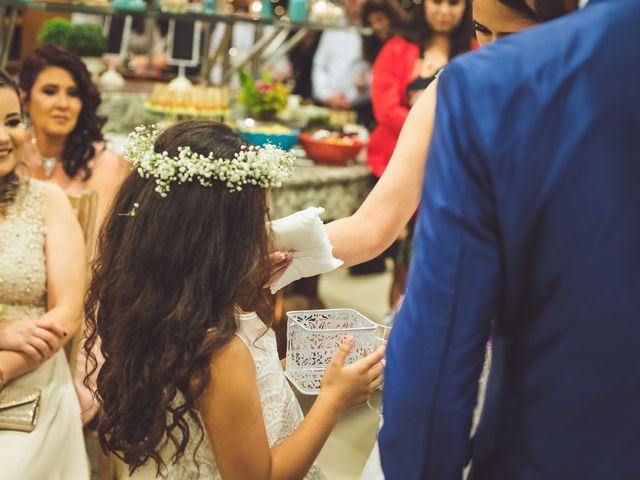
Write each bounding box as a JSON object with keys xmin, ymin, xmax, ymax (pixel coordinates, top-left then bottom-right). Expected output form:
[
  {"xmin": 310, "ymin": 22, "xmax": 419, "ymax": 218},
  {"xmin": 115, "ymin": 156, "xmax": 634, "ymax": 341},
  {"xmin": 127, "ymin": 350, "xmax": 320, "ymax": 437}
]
[{"xmin": 0, "ymin": 179, "xmax": 88, "ymax": 479}]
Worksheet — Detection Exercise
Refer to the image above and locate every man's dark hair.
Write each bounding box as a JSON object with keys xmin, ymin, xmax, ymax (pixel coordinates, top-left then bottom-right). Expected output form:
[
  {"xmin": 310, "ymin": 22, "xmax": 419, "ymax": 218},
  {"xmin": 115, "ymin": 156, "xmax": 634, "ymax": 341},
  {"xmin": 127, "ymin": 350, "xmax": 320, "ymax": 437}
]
[
  {"xmin": 498, "ymin": 0, "xmax": 537, "ymax": 18},
  {"xmin": 499, "ymin": 0, "xmax": 571, "ymax": 21},
  {"xmin": 532, "ymin": 0, "xmax": 574, "ymax": 21}
]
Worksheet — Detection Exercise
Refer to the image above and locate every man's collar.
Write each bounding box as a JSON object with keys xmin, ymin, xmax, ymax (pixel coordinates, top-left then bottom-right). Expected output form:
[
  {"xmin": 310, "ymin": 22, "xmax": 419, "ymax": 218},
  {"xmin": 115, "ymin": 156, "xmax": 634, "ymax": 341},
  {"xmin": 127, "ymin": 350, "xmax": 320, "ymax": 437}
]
[{"xmin": 580, "ymin": 0, "xmax": 589, "ymax": 8}]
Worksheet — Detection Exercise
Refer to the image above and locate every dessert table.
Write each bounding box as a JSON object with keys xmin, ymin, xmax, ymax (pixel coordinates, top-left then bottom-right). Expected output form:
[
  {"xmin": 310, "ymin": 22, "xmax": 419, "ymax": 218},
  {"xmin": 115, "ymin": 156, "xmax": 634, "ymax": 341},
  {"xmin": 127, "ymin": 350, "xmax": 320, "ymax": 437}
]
[{"xmin": 270, "ymin": 161, "xmax": 372, "ymax": 220}]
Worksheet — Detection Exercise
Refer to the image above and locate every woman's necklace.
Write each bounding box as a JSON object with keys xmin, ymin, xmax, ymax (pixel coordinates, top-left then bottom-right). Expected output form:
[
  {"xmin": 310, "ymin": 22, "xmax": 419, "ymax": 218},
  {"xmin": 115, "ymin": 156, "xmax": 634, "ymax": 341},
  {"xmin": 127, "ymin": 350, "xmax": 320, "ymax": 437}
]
[{"xmin": 31, "ymin": 136, "xmax": 59, "ymax": 178}]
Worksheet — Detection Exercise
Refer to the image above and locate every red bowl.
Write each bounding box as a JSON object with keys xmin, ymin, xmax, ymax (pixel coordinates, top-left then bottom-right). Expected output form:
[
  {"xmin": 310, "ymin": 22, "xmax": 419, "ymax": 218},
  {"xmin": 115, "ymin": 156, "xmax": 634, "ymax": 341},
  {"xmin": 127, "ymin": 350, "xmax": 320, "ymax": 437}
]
[{"xmin": 299, "ymin": 133, "xmax": 365, "ymax": 165}]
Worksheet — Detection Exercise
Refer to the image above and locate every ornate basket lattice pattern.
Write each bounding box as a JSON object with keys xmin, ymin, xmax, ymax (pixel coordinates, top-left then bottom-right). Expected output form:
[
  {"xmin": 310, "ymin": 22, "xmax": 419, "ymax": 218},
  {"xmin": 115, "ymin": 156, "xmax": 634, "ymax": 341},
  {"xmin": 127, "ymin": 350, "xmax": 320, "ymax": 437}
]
[{"xmin": 285, "ymin": 309, "xmax": 377, "ymax": 395}]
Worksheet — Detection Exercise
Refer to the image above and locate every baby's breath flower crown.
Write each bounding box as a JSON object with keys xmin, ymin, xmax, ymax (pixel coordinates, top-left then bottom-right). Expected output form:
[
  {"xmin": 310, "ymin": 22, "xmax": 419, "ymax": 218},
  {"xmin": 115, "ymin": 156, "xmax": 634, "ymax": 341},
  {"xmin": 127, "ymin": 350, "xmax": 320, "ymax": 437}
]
[{"xmin": 124, "ymin": 124, "xmax": 296, "ymax": 197}]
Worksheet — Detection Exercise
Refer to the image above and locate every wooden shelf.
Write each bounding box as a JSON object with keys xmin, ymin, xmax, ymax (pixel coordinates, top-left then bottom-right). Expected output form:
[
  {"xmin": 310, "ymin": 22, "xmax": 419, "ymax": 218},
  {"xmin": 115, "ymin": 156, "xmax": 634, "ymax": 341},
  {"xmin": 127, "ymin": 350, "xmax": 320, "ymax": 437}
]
[{"xmin": 0, "ymin": 1, "xmax": 372, "ymax": 34}]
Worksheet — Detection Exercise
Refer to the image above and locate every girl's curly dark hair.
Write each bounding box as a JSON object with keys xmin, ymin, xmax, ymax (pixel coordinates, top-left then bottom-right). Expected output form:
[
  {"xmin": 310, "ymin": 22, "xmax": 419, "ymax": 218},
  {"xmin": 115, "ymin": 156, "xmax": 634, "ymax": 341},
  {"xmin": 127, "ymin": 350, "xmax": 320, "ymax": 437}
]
[
  {"xmin": 19, "ymin": 44, "xmax": 106, "ymax": 180},
  {"xmin": 83, "ymin": 121, "xmax": 273, "ymax": 475}
]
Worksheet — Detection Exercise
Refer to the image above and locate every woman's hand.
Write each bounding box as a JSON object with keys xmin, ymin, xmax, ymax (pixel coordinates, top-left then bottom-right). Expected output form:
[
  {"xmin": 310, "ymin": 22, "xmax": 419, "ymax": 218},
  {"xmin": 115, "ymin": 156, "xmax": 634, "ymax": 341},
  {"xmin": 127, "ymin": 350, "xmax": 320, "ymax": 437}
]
[
  {"xmin": 0, "ymin": 318, "xmax": 66, "ymax": 363},
  {"xmin": 319, "ymin": 337, "xmax": 386, "ymax": 411},
  {"xmin": 325, "ymin": 93, "xmax": 352, "ymax": 110},
  {"xmin": 264, "ymin": 251, "xmax": 293, "ymax": 288}
]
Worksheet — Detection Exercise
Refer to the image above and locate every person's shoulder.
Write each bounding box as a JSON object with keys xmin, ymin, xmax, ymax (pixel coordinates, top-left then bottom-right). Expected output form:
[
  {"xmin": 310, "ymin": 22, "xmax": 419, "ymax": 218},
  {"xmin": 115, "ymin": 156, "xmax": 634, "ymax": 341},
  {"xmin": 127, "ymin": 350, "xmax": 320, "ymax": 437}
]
[
  {"xmin": 376, "ymin": 36, "xmax": 419, "ymax": 66},
  {"xmin": 384, "ymin": 36, "xmax": 419, "ymax": 55},
  {"xmin": 41, "ymin": 180, "xmax": 68, "ymax": 204},
  {"xmin": 436, "ymin": 34, "xmax": 538, "ymax": 114},
  {"xmin": 209, "ymin": 335, "xmax": 256, "ymax": 386},
  {"xmin": 90, "ymin": 146, "xmax": 127, "ymax": 180},
  {"xmin": 93, "ymin": 146, "xmax": 124, "ymax": 170},
  {"xmin": 319, "ymin": 28, "xmax": 361, "ymax": 45},
  {"xmin": 41, "ymin": 181, "xmax": 74, "ymax": 216},
  {"xmin": 444, "ymin": 35, "xmax": 533, "ymax": 90}
]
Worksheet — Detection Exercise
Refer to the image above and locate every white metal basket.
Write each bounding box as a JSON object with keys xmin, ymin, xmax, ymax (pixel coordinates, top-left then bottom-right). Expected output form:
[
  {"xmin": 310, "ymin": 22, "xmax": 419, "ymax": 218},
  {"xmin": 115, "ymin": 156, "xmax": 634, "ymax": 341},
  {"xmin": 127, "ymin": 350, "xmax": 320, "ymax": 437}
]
[{"xmin": 285, "ymin": 308, "xmax": 377, "ymax": 395}]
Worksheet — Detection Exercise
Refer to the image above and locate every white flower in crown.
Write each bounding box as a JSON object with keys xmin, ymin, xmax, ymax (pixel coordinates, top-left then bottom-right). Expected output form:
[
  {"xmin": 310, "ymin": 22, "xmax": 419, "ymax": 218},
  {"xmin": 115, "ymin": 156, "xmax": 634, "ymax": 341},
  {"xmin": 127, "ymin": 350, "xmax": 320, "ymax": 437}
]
[{"xmin": 123, "ymin": 124, "xmax": 296, "ymax": 197}]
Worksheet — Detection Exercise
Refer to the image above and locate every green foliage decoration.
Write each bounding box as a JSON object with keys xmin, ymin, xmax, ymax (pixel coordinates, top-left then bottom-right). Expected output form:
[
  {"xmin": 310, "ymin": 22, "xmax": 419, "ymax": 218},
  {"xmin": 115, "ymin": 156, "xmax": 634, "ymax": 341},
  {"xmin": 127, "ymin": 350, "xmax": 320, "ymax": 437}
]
[
  {"xmin": 37, "ymin": 17, "xmax": 73, "ymax": 46},
  {"xmin": 37, "ymin": 18, "xmax": 106, "ymax": 57},
  {"xmin": 67, "ymin": 23, "xmax": 106, "ymax": 57}
]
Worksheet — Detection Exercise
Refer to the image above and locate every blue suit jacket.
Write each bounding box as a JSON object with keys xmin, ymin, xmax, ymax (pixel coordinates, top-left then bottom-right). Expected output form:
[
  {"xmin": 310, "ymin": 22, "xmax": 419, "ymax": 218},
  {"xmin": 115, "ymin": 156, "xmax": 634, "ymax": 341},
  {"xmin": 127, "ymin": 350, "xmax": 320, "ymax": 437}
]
[{"xmin": 379, "ymin": 1, "xmax": 640, "ymax": 478}]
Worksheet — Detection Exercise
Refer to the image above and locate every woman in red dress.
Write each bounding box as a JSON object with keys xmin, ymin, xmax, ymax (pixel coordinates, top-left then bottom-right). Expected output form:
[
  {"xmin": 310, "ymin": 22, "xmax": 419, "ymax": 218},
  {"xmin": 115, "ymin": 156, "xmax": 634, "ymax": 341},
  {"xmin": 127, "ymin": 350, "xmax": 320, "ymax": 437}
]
[{"xmin": 368, "ymin": 0, "xmax": 474, "ymax": 177}]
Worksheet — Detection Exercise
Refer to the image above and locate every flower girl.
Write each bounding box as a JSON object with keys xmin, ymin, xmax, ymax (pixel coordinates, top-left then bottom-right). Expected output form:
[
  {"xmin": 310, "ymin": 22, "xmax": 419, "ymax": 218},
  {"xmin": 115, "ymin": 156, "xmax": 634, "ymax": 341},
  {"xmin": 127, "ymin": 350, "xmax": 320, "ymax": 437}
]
[{"xmin": 83, "ymin": 120, "xmax": 385, "ymax": 479}]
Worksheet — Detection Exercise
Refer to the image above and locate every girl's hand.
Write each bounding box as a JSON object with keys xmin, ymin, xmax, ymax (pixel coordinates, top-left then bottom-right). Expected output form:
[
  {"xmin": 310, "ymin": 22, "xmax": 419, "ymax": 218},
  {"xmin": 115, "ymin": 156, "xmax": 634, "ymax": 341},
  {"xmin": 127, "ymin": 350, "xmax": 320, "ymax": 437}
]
[
  {"xmin": 265, "ymin": 251, "xmax": 293, "ymax": 288},
  {"xmin": 0, "ymin": 318, "xmax": 66, "ymax": 363},
  {"xmin": 319, "ymin": 337, "xmax": 386, "ymax": 411}
]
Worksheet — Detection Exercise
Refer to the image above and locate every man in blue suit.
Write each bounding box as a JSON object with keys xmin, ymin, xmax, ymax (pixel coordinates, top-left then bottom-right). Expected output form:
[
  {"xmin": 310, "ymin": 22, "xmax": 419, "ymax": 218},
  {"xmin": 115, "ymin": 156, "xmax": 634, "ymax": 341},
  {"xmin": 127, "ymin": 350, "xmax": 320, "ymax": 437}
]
[{"xmin": 379, "ymin": 0, "xmax": 640, "ymax": 478}]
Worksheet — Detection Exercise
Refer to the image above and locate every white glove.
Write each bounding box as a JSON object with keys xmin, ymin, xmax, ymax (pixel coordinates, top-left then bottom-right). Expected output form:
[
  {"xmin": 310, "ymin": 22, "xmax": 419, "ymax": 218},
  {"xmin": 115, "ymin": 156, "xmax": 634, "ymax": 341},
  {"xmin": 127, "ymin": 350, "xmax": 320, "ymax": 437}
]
[{"xmin": 269, "ymin": 207, "xmax": 343, "ymax": 293}]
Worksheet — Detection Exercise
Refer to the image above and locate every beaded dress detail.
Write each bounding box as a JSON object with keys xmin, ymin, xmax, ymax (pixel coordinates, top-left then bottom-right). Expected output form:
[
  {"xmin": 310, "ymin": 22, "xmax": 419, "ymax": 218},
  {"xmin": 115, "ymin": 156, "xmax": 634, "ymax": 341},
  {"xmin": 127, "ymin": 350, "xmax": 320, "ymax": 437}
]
[
  {"xmin": 0, "ymin": 179, "xmax": 87, "ymax": 479},
  {"xmin": 0, "ymin": 180, "xmax": 47, "ymax": 318}
]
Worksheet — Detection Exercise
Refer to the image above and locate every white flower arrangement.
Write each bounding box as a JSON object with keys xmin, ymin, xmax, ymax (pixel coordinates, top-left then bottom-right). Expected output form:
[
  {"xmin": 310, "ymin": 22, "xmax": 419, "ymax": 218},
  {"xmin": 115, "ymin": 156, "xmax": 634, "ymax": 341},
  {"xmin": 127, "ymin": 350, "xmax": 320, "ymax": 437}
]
[{"xmin": 123, "ymin": 124, "xmax": 296, "ymax": 197}]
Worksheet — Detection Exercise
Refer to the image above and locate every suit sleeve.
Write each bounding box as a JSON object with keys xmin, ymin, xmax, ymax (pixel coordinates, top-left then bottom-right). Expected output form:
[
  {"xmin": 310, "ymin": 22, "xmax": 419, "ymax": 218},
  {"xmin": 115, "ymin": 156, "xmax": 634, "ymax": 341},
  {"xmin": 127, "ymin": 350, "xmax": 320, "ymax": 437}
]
[
  {"xmin": 371, "ymin": 41, "xmax": 410, "ymax": 137},
  {"xmin": 378, "ymin": 62, "xmax": 502, "ymax": 479}
]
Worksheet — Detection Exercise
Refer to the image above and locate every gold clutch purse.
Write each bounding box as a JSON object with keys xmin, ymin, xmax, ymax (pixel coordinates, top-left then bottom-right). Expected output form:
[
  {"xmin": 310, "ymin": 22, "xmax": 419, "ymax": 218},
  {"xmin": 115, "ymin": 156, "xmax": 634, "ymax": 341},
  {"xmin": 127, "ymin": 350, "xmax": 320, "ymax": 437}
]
[{"xmin": 0, "ymin": 385, "xmax": 41, "ymax": 432}]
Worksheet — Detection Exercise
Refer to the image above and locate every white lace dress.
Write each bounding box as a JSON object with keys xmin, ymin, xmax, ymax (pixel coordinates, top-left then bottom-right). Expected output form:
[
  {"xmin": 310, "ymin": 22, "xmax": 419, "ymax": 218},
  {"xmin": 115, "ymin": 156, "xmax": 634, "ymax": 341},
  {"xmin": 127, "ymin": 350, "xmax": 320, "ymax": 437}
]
[{"xmin": 156, "ymin": 312, "xmax": 325, "ymax": 479}]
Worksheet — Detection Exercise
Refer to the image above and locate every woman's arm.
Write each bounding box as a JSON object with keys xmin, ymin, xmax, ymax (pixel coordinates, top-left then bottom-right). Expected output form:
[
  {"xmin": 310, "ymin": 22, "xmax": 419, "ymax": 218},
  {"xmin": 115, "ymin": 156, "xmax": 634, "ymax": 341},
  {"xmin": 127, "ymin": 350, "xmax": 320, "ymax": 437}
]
[
  {"xmin": 326, "ymin": 80, "xmax": 438, "ymax": 267},
  {"xmin": 0, "ymin": 183, "xmax": 86, "ymax": 382},
  {"xmin": 201, "ymin": 337, "xmax": 384, "ymax": 480}
]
